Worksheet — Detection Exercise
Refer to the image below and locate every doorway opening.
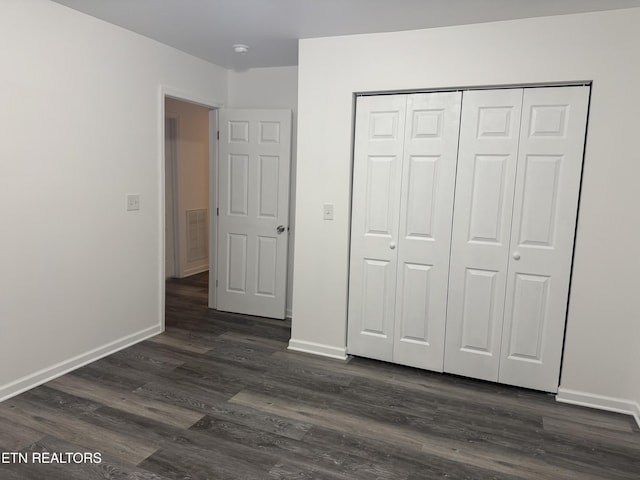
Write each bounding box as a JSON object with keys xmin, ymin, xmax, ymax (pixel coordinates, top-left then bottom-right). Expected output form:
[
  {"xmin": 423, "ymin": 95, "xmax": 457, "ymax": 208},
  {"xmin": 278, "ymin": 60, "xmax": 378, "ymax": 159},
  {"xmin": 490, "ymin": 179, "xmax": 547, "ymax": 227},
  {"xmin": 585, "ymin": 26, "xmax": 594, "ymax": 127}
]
[
  {"xmin": 162, "ymin": 91, "xmax": 220, "ymax": 331},
  {"xmin": 164, "ymin": 97, "xmax": 214, "ymax": 281},
  {"xmin": 161, "ymin": 92, "xmax": 293, "ymax": 328}
]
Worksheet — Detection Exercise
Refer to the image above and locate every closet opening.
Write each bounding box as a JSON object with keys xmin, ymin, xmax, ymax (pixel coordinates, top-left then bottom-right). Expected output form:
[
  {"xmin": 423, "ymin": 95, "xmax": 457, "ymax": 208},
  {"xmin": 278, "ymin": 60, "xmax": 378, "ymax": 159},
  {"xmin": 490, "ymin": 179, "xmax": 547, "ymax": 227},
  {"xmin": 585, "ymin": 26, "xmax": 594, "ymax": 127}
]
[{"xmin": 346, "ymin": 83, "xmax": 591, "ymax": 393}]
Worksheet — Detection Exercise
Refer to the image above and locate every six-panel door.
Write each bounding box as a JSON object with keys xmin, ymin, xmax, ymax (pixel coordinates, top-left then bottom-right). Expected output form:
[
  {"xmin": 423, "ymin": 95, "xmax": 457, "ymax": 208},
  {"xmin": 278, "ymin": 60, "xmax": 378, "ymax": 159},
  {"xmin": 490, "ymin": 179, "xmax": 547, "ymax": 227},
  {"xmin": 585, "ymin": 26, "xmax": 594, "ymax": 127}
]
[
  {"xmin": 392, "ymin": 92, "xmax": 462, "ymax": 371},
  {"xmin": 498, "ymin": 86, "xmax": 589, "ymax": 392},
  {"xmin": 217, "ymin": 109, "xmax": 291, "ymax": 319},
  {"xmin": 347, "ymin": 95, "xmax": 407, "ymax": 362},
  {"xmin": 444, "ymin": 89, "xmax": 524, "ymax": 382}
]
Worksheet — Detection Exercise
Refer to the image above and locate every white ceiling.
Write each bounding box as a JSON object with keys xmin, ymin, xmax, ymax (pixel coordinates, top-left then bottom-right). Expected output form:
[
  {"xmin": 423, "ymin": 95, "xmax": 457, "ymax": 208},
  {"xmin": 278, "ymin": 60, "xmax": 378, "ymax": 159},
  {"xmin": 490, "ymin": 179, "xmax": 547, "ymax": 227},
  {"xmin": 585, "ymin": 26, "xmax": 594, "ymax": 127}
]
[{"xmin": 51, "ymin": 0, "xmax": 640, "ymax": 70}]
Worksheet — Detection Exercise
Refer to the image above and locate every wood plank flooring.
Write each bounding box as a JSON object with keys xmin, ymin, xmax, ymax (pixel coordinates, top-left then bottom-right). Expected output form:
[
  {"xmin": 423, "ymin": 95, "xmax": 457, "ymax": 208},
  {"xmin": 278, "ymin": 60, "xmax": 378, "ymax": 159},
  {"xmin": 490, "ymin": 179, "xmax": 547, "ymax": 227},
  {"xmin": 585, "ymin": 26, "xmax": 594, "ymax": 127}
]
[{"xmin": 1, "ymin": 272, "xmax": 638, "ymax": 479}]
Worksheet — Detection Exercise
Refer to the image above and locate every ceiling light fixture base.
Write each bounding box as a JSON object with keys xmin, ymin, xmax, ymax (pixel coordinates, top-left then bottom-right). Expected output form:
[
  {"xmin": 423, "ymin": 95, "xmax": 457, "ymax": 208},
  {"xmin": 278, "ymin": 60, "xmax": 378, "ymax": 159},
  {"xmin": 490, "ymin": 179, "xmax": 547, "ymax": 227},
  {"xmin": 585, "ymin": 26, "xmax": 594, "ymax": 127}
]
[{"xmin": 233, "ymin": 44, "xmax": 249, "ymax": 55}]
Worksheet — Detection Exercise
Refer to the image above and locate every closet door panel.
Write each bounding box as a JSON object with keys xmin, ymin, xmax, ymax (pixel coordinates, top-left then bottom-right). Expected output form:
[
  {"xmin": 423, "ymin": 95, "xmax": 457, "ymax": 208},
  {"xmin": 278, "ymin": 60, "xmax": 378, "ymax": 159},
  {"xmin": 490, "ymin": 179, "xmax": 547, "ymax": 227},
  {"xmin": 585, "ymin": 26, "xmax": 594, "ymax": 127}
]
[
  {"xmin": 444, "ymin": 89, "xmax": 523, "ymax": 382},
  {"xmin": 347, "ymin": 95, "xmax": 407, "ymax": 362},
  {"xmin": 499, "ymin": 86, "xmax": 589, "ymax": 392},
  {"xmin": 393, "ymin": 92, "xmax": 462, "ymax": 371}
]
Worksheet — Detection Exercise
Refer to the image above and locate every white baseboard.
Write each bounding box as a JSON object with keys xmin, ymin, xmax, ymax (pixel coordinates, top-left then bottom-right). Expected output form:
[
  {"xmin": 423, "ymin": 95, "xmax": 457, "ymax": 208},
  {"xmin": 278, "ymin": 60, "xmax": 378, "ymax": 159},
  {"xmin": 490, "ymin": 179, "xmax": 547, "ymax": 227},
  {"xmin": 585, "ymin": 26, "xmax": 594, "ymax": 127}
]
[
  {"xmin": 557, "ymin": 387, "xmax": 640, "ymax": 428},
  {"xmin": 181, "ymin": 263, "xmax": 208, "ymax": 277},
  {"xmin": 288, "ymin": 338, "xmax": 347, "ymax": 360},
  {"xmin": 0, "ymin": 324, "xmax": 162, "ymax": 402}
]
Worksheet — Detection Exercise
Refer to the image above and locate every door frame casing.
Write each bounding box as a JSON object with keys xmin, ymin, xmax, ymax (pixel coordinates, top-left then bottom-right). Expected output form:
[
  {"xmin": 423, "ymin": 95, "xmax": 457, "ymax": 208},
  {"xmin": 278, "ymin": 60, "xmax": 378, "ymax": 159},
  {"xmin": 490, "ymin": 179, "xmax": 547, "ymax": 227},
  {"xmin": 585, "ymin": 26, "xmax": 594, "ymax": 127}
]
[
  {"xmin": 208, "ymin": 109, "xmax": 219, "ymax": 310},
  {"xmin": 164, "ymin": 113, "xmax": 180, "ymax": 278}
]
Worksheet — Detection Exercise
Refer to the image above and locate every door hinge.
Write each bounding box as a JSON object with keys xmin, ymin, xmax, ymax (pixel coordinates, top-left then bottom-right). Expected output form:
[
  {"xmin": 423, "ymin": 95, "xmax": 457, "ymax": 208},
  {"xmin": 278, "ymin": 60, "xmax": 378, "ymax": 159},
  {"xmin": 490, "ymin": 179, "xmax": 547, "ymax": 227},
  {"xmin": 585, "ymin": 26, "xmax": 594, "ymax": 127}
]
[
  {"xmin": 216, "ymin": 207, "xmax": 219, "ymax": 216},
  {"xmin": 217, "ymin": 131, "xmax": 220, "ymax": 140},
  {"xmin": 216, "ymin": 279, "xmax": 218, "ymax": 287}
]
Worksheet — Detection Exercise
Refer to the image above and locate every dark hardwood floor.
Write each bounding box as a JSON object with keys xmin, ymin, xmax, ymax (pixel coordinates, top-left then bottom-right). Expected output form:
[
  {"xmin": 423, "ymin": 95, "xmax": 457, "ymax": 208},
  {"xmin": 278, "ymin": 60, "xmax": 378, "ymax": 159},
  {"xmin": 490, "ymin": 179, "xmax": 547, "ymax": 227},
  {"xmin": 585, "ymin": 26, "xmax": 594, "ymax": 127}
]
[{"xmin": 1, "ymin": 272, "xmax": 639, "ymax": 479}]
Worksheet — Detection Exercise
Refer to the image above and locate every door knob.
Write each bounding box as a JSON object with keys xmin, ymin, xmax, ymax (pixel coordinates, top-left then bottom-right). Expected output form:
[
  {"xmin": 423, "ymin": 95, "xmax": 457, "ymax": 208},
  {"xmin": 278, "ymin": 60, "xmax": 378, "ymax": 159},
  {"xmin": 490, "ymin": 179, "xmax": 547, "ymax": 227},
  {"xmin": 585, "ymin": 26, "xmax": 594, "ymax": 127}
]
[
  {"xmin": 389, "ymin": 241, "xmax": 396, "ymax": 250},
  {"xmin": 512, "ymin": 252, "xmax": 521, "ymax": 260},
  {"xmin": 276, "ymin": 225, "xmax": 286, "ymax": 234}
]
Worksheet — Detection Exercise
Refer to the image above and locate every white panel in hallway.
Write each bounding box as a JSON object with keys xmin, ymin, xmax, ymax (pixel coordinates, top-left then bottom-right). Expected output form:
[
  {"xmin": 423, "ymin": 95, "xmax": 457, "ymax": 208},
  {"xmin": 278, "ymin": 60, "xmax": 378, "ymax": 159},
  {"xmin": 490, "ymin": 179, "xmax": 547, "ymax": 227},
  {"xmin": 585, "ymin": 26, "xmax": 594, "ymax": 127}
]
[{"xmin": 186, "ymin": 209, "xmax": 208, "ymax": 263}]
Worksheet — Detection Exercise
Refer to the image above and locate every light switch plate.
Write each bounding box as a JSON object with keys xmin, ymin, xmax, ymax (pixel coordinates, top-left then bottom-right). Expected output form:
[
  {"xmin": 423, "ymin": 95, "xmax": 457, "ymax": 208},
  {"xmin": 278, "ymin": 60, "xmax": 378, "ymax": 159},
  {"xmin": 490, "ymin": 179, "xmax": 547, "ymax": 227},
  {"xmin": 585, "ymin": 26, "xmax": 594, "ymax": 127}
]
[
  {"xmin": 323, "ymin": 203, "xmax": 334, "ymax": 220},
  {"xmin": 127, "ymin": 194, "xmax": 140, "ymax": 211}
]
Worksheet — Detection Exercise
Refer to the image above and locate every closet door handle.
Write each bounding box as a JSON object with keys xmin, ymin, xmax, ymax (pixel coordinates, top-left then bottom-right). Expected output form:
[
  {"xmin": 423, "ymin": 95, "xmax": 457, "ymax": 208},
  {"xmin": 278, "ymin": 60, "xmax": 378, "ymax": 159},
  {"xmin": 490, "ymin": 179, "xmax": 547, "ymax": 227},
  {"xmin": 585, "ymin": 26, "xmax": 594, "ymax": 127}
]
[
  {"xmin": 512, "ymin": 252, "xmax": 521, "ymax": 260},
  {"xmin": 389, "ymin": 241, "xmax": 396, "ymax": 250}
]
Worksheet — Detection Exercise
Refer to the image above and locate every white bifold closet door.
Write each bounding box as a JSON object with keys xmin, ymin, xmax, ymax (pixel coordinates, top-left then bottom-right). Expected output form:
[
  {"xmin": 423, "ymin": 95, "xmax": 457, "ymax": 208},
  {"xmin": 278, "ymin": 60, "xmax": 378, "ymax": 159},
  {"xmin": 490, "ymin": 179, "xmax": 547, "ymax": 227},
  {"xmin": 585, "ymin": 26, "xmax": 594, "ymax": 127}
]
[
  {"xmin": 347, "ymin": 92, "xmax": 462, "ymax": 371},
  {"xmin": 498, "ymin": 86, "xmax": 589, "ymax": 391},
  {"xmin": 443, "ymin": 89, "xmax": 524, "ymax": 381},
  {"xmin": 444, "ymin": 86, "xmax": 589, "ymax": 392}
]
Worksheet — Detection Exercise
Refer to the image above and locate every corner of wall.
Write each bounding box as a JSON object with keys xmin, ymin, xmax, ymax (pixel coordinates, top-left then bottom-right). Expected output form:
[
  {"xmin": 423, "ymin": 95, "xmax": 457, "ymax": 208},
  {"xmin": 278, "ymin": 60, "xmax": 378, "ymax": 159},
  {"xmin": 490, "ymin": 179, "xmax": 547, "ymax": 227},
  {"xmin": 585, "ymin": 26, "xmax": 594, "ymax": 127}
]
[
  {"xmin": 0, "ymin": 325, "xmax": 161, "ymax": 403},
  {"xmin": 288, "ymin": 338, "xmax": 347, "ymax": 361},
  {"xmin": 556, "ymin": 387, "xmax": 640, "ymax": 428}
]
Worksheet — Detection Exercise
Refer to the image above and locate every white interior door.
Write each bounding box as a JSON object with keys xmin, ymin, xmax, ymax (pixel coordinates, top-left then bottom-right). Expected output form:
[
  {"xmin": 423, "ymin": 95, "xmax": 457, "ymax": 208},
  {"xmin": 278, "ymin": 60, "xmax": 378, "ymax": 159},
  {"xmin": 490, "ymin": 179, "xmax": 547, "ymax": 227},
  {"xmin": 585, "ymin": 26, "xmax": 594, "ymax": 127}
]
[
  {"xmin": 444, "ymin": 89, "xmax": 524, "ymax": 382},
  {"xmin": 498, "ymin": 86, "xmax": 589, "ymax": 392},
  {"xmin": 347, "ymin": 95, "xmax": 407, "ymax": 362},
  {"xmin": 216, "ymin": 109, "xmax": 291, "ymax": 319},
  {"xmin": 392, "ymin": 92, "xmax": 461, "ymax": 371}
]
